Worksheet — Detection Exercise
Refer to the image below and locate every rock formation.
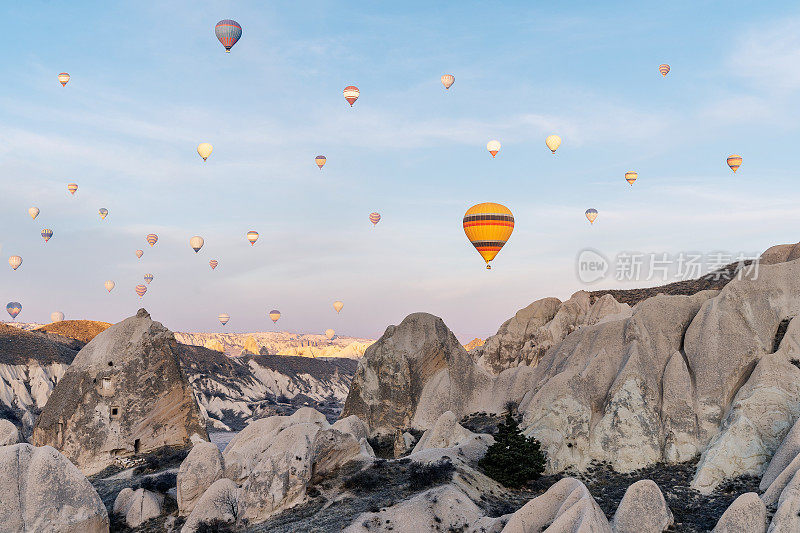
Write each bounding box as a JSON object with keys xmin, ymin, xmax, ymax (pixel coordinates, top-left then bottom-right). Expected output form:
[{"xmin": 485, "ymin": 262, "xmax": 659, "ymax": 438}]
[
  {"xmin": 0, "ymin": 418, "xmax": 22, "ymax": 445},
  {"xmin": 174, "ymin": 330, "xmax": 373, "ymax": 359},
  {"xmin": 177, "ymin": 441, "xmax": 225, "ymax": 516},
  {"xmin": 712, "ymin": 492, "xmax": 766, "ymax": 532},
  {"xmin": 181, "ymin": 478, "xmax": 241, "ymax": 533},
  {"xmin": 612, "ymin": 480, "xmax": 673, "ymax": 533},
  {"xmin": 31, "ymin": 309, "xmax": 207, "ymax": 475},
  {"xmin": 242, "ymin": 336, "xmax": 260, "ymax": 355},
  {"xmin": 113, "ymin": 487, "xmax": 163, "ymax": 528},
  {"xmin": 0, "ymin": 443, "xmax": 109, "ymax": 532}
]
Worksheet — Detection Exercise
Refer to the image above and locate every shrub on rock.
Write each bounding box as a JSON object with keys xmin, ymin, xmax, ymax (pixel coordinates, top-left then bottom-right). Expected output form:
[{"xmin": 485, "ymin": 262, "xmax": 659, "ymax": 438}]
[{"xmin": 477, "ymin": 411, "xmax": 545, "ymax": 487}]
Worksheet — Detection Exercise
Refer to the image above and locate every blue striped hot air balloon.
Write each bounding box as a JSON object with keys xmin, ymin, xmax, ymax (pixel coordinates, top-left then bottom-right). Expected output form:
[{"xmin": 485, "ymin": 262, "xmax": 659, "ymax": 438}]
[
  {"xmin": 41, "ymin": 229, "xmax": 53, "ymax": 242},
  {"xmin": 6, "ymin": 302, "xmax": 22, "ymax": 320},
  {"xmin": 215, "ymin": 20, "xmax": 242, "ymax": 52}
]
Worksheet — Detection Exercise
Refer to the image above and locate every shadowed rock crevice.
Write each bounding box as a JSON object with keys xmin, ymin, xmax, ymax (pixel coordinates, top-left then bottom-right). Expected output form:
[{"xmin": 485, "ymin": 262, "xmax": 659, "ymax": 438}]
[{"xmin": 773, "ymin": 317, "xmax": 793, "ymax": 353}]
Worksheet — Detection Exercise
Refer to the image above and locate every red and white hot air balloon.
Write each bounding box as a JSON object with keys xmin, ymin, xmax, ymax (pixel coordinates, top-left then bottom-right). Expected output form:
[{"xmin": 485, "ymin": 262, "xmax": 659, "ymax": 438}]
[{"xmin": 343, "ymin": 86, "xmax": 360, "ymax": 106}]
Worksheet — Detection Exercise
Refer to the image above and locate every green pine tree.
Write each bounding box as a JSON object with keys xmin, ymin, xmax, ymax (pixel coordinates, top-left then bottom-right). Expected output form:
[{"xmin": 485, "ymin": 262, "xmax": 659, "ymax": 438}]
[{"xmin": 478, "ymin": 411, "xmax": 546, "ymax": 488}]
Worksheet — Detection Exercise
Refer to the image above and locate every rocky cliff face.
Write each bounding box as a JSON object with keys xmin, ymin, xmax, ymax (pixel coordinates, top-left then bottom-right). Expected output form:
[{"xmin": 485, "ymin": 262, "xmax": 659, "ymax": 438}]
[
  {"xmin": 31, "ymin": 309, "xmax": 208, "ymax": 476},
  {"xmin": 174, "ymin": 331, "xmax": 373, "ymax": 359}
]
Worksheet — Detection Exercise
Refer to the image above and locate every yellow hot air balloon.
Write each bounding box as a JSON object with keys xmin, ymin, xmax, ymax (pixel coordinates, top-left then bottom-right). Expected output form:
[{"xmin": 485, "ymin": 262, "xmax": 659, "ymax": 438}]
[
  {"xmin": 246, "ymin": 231, "xmax": 259, "ymax": 245},
  {"xmin": 727, "ymin": 154, "xmax": 742, "ymax": 173},
  {"xmin": 333, "ymin": 301, "xmax": 344, "ymax": 314},
  {"xmin": 325, "ymin": 328, "xmax": 335, "ymax": 340},
  {"xmin": 197, "ymin": 143, "xmax": 213, "ymax": 161},
  {"xmin": 28, "ymin": 207, "xmax": 39, "ymax": 220},
  {"xmin": 462, "ymin": 203, "xmax": 514, "ymax": 269},
  {"xmin": 545, "ymin": 135, "xmax": 561, "ymax": 154},
  {"xmin": 486, "ymin": 140, "xmax": 501, "ymax": 158},
  {"xmin": 441, "ymin": 74, "xmax": 455, "ymax": 89},
  {"xmin": 625, "ymin": 171, "xmax": 638, "ymax": 185}
]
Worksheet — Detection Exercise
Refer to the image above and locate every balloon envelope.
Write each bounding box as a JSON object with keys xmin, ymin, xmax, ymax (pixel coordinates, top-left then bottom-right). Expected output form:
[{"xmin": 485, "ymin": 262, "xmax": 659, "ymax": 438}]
[
  {"xmin": 659, "ymin": 64, "xmax": 670, "ymax": 77},
  {"xmin": 315, "ymin": 155, "xmax": 327, "ymax": 169},
  {"xmin": 369, "ymin": 212, "xmax": 381, "ymax": 226},
  {"xmin": 51, "ymin": 311, "xmax": 64, "ymax": 323},
  {"xmin": 585, "ymin": 208, "xmax": 598, "ymax": 224},
  {"xmin": 625, "ymin": 171, "xmax": 638, "ymax": 185},
  {"xmin": 269, "ymin": 310, "xmax": 281, "ymax": 323},
  {"xmin": 135, "ymin": 250, "xmax": 144, "ymax": 259},
  {"xmin": 8, "ymin": 256, "xmax": 22, "ymax": 270},
  {"xmin": 28, "ymin": 207, "xmax": 39, "ymax": 220},
  {"xmin": 333, "ymin": 301, "xmax": 344, "ymax": 313},
  {"xmin": 215, "ymin": 20, "xmax": 242, "ymax": 52},
  {"xmin": 41, "ymin": 229, "xmax": 53, "ymax": 242},
  {"xmin": 135, "ymin": 284, "xmax": 147, "ymax": 297},
  {"xmin": 441, "ymin": 74, "xmax": 455, "ymax": 89},
  {"xmin": 247, "ymin": 231, "xmax": 259, "ymax": 245},
  {"xmin": 343, "ymin": 86, "xmax": 360, "ymax": 106},
  {"xmin": 144, "ymin": 273, "xmax": 154, "ymax": 284},
  {"xmin": 99, "ymin": 208, "xmax": 109, "ymax": 219},
  {"xmin": 727, "ymin": 154, "xmax": 742, "ymax": 173},
  {"xmin": 146, "ymin": 234, "xmax": 158, "ymax": 246},
  {"xmin": 6, "ymin": 302, "xmax": 21, "ymax": 319},
  {"xmin": 545, "ymin": 135, "xmax": 561, "ymax": 154},
  {"xmin": 190, "ymin": 236, "xmax": 204, "ymax": 253},
  {"xmin": 67, "ymin": 183, "xmax": 78, "ymax": 195},
  {"xmin": 325, "ymin": 329, "xmax": 335, "ymax": 340},
  {"xmin": 463, "ymin": 203, "xmax": 514, "ymax": 269},
  {"xmin": 209, "ymin": 259, "xmax": 218, "ymax": 270},
  {"xmin": 105, "ymin": 280, "xmax": 115, "ymax": 292},
  {"xmin": 218, "ymin": 313, "xmax": 230, "ymax": 325},
  {"xmin": 58, "ymin": 72, "xmax": 70, "ymax": 86},
  {"xmin": 486, "ymin": 140, "xmax": 501, "ymax": 157},
  {"xmin": 197, "ymin": 143, "xmax": 213, "ymax": 161}
]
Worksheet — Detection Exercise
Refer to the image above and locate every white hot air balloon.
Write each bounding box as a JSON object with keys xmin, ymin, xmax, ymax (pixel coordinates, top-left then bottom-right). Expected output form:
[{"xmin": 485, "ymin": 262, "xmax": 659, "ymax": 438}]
[
  {"xmin": 487, "ymin": 140, "xmax": 501, "ymax": 158},
  {"xmin": 190, "ymin": 236, "xmax": 204, "ymax": 253},
  {"xmin": 8, "ymin": 256, "xmax": 22, "ymax": 270},
  {"xmin": 51, "ymin": 311, "xmax": 64, "ymax": 323},
  {"xmin": 28, "ymin": 207, "xmax": 39, "ymax": 220},
  {"xmin": 104, "ymin": 280, "xmax": 115, "ymax": 293}
]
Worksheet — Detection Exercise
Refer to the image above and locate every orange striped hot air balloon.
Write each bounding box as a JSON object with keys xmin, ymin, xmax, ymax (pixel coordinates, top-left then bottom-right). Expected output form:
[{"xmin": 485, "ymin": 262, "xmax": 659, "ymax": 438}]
[
  {"xmin": 209, "ymin": 259, "xmax": 218, "ymax": 270},
  {"xmin": 727, "ymin": 154, "xmax": 742, "ymax": 173},
  {"xmin": 441, "ymin": 74, "xmax": 455, "ymax": 89},
  {"xmin": 462, "ymin": 203, "xmax": 514, "ymax": 269},
  {"xmin": 135, "ymin": 284, "xmax": 147, "ymax": 297},
  {"xmin": 343, "ymin": 86, "xmax": 360, "ymax": 106},
  {"xmin": 315, "ymin": 155, "xmax": 327, "ymax": 169},
  {"xmin": 585, "ymin": 208, "xmax": 598, "ymax": 224},
  {"xmin": 58, "ymin": 72, "xmax": 70, "ymax": 86},
  {"xmin": 67, "ymin": 183, "xmax": 78, "ymax": 195},
  {"xmin": 246, "ymin": 231, "xmax": 259, "ymax": 245},
  {"xmin": 659, "ymin": 64, "xmax": 670, "ymax": 77},
  {"xmin": 269, "ymin": 310, "xmax": 281, "ymax": 323},
  {"xmin": 625, "ymin": 171, "xmax": 638, "ymax": 185},
  {"xmin": 135, "ymin": 250, "xmax": 144, "ymax": 259},
  {"xmin": 146, "ymin": 234, "xmax": 158, "ymax": 246},
  {"xmin": 369, "ymin": 212, "xmax": 381, "ymax": 226}
]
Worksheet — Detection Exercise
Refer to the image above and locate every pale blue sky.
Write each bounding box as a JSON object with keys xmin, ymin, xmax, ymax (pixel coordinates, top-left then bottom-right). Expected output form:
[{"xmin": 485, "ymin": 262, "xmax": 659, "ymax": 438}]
[{"xmin": 2, "ymin": 1, "xmax": 800, "ymax": 341}]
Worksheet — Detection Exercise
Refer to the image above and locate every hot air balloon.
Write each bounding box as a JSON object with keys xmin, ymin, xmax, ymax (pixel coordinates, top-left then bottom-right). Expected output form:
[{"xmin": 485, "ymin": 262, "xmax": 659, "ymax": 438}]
[
  {"xmin": 333, "ymin": 301, "xmax": 344, "ymax": 314},
  {"xmin": 325, "ymin": 329, "xmax": 335, "ymax": 340},
  {"xmin": 197, "ymin": 143, "xmax": 213, "ymax": 161},
  {"xmin": 343, "ymin": 86, "xmax": 360, "ymax": 106},
  {"xmin": 209, "ymin": 259, "xmax": 218, "ymax": 270},
  {"xmin": 8, "ymin": 256, "xmax": 22, "ymax": 270},
  {"xmin": 58, "ymin": 72, "xmax": 70, "ymax": 86},
  {"xmin": 67, "ymin": 183, "xmax": 78, "ymax": 195},
  {"xmin": 51, "ymin": 311, "xmax": 64, "ymax": 323},
  {"xmin": 441, "ymin": 74, "xmax": 455, "ymax": 89},
  {"xmin": 585, "ymin": 208, "xmax": 598, "ymax": 224},
  {"xmin": 41, "ymin": 229, "xmax": 53, "ymax": 243},
  {"xmin": 545, "ymin": 135, "xmax": 561, "ymax": 154},
  {"xmin": 105, "ymin": 280, "xmax": 115, "ymax": 292},
  {"xmin": 659, "ymin": 64, "xmax": 670, "ymax": 77},
  {"xmin": 727, "ymin": 154, "xmax": 742, "ymax": 173},
  {"xmin": 462, "ymin": 203, "xmax": 514, "ymax": 270},
  {"xmin": 146, "ymin": 234, "xmax": 158, "ymax": 246},
  {"xmin": 246, "ymin": 231, "xmax": 259, "ymax": 245},
  {"xmin": 487, "ymin": 140, "xmax": 501, "ymax": 158},
  {"xmin": 315, "ymin": 155, "xmax": 327, "ymax": 169},
  {"xmin": 28, "ymin": 207, "xmax": 39, "ymax": 220},
  {"xmin": 144, "ymin": 273, "xmax": 154, "ymax": 284},
  {"xmin": 99, "ymin": 208, "xmax": 109, "ymax": 220},
  {"xmin": 625, "ymin": 171, "xmax": 638, "ymax": 186},
  {"xmin": 218, "ymin": 313, "xmax": 230, "ymax": 326},
  {"xmin": 190, "ymin": 236, "xmax": 204, "ymax": 253},
  {"xmin": 215, "ymin": 20, "xmax": 242, "ymax": 52},
  {"xmin": 369, "ymin": 212, "xmax": 381, "ymax": 226},
  {"xmin": 135, "ymin": 250, "xmax": 144, "ymax": 259},
  {"xmin": 135, "ymin": 284, "xmax": 147, "ymax": 297},
  {"xmin": 269, "ymin": 310, "xmax": 281, "ymax": 323},
  {"xmin": 6, "ymin": 302, "xmax": 21, "ymax": 320}
]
